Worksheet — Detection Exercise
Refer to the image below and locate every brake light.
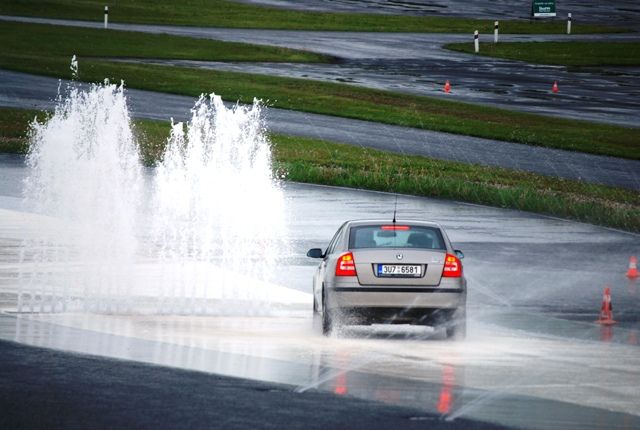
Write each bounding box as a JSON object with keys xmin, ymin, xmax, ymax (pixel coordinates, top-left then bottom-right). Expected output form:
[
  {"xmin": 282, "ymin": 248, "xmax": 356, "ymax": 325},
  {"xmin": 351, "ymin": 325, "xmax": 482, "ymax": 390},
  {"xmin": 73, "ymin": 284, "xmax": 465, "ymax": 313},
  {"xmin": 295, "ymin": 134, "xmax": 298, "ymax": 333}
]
[
  {"xmin": 381, "ymin": 225, "xmax": 410, "ymax": 230},
  {"xmin": 336, "ymin": 252, "xmax": 357, "ymax": 276},
  {"xmin": 442, "ymin": 254, "xmax": 462, "ymax": 278}
]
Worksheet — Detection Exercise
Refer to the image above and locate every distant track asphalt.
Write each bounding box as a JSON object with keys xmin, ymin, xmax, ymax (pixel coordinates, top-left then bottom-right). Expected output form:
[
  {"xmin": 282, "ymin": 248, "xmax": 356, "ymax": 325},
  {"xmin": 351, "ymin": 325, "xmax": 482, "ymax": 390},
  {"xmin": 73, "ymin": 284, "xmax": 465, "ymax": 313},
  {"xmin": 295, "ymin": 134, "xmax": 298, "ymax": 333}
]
[
  {"xmin": 2, "ymin": 15, "xmax": 640, "ymax": 126},
  {"xmin": 1, "ymin": 69, "xmax": 639, "ymax": 190},
  {"xmin": 238, "ymin": 0, "xmax": 640, "ymax": 29}
]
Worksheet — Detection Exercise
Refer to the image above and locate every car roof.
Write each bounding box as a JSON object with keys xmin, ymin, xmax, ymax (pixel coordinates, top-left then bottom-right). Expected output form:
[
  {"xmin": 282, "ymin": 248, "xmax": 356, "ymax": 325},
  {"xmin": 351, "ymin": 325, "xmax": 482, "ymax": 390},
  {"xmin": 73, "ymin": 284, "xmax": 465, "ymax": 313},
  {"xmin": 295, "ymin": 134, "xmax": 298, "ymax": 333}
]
[{"xmin": 345, "ymin": 219, "xmax": 443, "ymax": 229}]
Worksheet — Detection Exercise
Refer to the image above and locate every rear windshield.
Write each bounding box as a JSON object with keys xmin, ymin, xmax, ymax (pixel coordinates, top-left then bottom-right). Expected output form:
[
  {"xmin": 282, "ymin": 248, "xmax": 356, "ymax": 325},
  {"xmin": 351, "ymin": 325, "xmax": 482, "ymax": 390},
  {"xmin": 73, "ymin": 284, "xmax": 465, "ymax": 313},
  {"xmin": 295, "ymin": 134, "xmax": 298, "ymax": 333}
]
[{"xmin": 349, "ymin": 225, "xmax": 446, "ymax": 250}]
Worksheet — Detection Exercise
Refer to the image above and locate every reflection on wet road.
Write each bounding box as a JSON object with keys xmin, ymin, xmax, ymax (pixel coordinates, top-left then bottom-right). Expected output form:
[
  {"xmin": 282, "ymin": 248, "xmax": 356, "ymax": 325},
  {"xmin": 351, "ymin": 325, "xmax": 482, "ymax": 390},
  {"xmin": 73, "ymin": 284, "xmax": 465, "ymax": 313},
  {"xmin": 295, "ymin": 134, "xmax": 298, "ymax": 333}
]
[
  {"xmin": 1, "ymin": 158, "xmax": 639, "ymax": 429},
  {"xmin": 2, "ymin": 312, "xmax": 639, "ymax": 430}
]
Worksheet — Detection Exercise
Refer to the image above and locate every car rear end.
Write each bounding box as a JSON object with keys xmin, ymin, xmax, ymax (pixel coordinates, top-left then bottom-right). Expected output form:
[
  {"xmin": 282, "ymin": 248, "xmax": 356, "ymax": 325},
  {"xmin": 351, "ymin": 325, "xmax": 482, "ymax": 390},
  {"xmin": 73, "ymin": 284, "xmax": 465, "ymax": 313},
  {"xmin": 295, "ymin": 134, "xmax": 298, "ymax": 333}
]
[{"xmin": 326, "ymin": 221, "xmax": 466, "ymax": 331}]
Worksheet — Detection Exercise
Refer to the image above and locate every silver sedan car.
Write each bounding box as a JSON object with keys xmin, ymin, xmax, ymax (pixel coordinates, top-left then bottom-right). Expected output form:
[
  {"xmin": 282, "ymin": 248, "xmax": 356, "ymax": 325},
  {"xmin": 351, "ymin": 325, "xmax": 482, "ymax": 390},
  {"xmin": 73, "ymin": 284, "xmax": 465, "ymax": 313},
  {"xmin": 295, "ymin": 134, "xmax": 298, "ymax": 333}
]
[{"xmin": 307, "ymin": 219, "xmax": 466, "ymax": 338}]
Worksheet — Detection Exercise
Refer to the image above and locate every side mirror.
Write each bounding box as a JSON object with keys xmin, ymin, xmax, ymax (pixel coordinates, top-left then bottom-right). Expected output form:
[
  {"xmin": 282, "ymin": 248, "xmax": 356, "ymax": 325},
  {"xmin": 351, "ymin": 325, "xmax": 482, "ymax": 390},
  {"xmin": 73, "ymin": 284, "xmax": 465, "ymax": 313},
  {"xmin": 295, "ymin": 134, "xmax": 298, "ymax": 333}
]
[
  {"xmin": 307, "ymin": 248, "xmax": 324, "ymax": 258},
  {"xmin": 454, "ymin": 250, "xmax": 464, "ymax": 259}
]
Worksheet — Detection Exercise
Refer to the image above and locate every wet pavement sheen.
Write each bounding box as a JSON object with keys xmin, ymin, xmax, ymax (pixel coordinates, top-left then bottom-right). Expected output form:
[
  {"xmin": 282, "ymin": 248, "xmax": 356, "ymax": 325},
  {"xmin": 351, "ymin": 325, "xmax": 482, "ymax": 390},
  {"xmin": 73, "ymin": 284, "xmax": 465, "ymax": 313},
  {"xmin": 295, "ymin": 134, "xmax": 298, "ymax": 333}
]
[
  {"xmin": 238, "ymin": 0, "xmax": 640, "ymax": 29},
  {"xmin": 1, "ymin": 157, "xmax": 639, "ymax": 429}
]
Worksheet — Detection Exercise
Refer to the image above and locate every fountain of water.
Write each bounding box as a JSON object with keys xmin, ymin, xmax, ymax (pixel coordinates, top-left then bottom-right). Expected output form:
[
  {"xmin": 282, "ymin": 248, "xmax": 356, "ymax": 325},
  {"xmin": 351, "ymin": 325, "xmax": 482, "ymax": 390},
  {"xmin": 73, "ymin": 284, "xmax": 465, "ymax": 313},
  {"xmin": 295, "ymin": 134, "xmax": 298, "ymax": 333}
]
[
  {"xmin": 151, "ymin": 95, "xmax": 287, "ymax": 315},
  {"xmin": 18, "ymin": 74, "xmax": 289, "ymax": 315},
  {"xmin": 20, "ymin": 79, "xmax": 141, "ymax": 313}
]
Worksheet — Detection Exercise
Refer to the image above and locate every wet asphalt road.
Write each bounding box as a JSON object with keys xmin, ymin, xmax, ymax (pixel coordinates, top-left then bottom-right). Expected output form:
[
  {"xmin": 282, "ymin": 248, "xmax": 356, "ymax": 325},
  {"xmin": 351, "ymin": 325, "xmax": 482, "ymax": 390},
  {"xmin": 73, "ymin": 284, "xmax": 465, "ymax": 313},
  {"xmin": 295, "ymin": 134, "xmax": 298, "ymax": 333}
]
[
  {"xmin": 123, "ymin": 56, "xmax": 640, "ymax": 127},
  {"xmin": 1, "ymin": 155, "xmax": 640, "ymax": 429},
  {"xmin": 2, "ymin": 312, "xmax": 639, "ymax": 430},
  {"xmin": 2, "ymin": 69, "xmax": 640, "ymax": 190},
  {"xmin": 2, "ymin": 15, "xmax": 639, "ymax": 126},
  {"xmin": 239, "ymin": 0, "xmax": 640, "ymax": 28},
  {"xmin": 1, "ymin": 339, "xmax": 510, "ymax": 430}
]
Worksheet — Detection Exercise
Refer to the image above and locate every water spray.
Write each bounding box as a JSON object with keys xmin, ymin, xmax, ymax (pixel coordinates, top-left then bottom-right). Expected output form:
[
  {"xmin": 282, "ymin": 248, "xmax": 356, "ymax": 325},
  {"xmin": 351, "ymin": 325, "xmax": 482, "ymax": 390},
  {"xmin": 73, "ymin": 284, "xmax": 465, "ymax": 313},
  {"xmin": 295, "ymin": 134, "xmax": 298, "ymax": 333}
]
[{"xmin": 19, "ymin": 58, "xmax": 288, "ymax": 315}]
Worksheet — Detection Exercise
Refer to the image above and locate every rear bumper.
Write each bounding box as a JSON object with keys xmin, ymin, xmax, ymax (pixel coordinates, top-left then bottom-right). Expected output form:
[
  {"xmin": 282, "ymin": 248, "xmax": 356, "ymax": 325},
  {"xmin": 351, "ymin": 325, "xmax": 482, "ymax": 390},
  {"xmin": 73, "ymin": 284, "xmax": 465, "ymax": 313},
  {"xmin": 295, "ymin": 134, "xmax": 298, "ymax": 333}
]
[
  {"xmin": 327, "ymin": 277, "xmax": 466, "ymax": 310},
  {"xmin": 332, "ymin": 290, "xmax": 465, "ymax": 309},
  {"xmin": 333, "ymin": 307, "xmax": 462, "ymax": 325}
]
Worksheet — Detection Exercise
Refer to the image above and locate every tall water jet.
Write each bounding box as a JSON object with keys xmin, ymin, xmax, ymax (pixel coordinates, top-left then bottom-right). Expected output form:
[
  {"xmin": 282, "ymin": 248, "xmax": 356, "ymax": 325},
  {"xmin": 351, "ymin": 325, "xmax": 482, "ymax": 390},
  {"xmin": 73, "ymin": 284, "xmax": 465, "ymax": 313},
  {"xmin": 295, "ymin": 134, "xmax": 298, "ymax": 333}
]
[
  {"xmin": 152, "ymin": 95, "xmax": 287, "ymax": 315},
  {"xmin": 19, "ymin": 70, "xmax": 291, "ymax": 314},
  {"xmin": 20, "ymin": 80, "xmax": 142, "ymax": 313}
]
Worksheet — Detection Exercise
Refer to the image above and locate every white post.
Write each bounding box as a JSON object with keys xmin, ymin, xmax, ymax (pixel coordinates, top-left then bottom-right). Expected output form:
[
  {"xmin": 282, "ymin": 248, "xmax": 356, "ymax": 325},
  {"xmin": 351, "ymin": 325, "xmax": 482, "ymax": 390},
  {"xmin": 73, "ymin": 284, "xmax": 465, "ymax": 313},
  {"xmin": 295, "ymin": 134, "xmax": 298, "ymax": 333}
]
[
  {"xmin": 104, "ymin": 6, "xmax": 108, "ymax": 29},
  {"xmin": 494, "ymin": 21, "xmax": 499, "ymax": 43},
  {"xmin": 474, "ymin": 30, "xmax": 479, "ymax": 53},
  {"xmin": 567, "ymin": 13, "xmax": 572, "ymax": 35}
]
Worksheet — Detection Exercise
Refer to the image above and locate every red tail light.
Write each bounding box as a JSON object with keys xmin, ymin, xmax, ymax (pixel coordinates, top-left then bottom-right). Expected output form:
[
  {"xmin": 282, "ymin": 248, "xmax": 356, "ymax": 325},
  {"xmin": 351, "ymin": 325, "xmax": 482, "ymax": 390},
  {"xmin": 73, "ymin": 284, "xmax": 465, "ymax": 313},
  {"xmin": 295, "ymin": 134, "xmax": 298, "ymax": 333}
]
[
  {"xmin": 442, "ymin": 254, "xmax": 462, "ymax": 278},
  {"xmin": 336, "ymin": 252, "xmax": 357, "ymax": 277},
  {"xmin": 381, "ymin": 225, "xmax": 410, "ymax": 231}
]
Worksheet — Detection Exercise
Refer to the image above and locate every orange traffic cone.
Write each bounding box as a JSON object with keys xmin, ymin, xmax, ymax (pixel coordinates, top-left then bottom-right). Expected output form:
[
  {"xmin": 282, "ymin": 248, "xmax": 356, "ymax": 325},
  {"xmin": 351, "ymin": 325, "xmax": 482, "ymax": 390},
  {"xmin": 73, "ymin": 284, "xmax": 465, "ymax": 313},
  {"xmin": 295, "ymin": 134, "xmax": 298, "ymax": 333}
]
[
  {"xmin": 552, "ymin": 81, "xmax": 559, "ymax": 93},
  {"xmin": 596, "ymin": 286, "xmax": 616, "ymax": 325},
  {"xmin": 444, "ymin": 80, "xmax": 451, "ymax": 93},
  {"xmin": 627, "ymin": 256, "xmax": 638, "ymax": 278}
]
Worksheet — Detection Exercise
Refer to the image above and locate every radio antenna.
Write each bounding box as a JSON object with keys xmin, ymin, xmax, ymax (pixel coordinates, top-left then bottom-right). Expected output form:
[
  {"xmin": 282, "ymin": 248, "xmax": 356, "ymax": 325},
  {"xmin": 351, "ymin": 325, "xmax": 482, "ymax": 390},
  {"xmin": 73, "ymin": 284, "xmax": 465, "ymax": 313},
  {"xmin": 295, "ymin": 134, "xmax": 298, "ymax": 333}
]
[{"xmin": 392, "ymin": 195, "xmax": 398, "ymax": 224}]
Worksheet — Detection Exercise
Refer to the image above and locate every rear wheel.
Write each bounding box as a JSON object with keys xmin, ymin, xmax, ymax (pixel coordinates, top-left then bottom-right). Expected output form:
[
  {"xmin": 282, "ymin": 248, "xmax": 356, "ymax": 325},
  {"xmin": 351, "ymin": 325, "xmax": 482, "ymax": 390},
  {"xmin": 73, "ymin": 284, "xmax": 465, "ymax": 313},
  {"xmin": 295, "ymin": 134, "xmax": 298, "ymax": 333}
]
[
  {"xmin": 322, "ymin": 309, "xmax": 333, "ymax": 335},
  {"xmin": 322, "ymin": 288, "xmax": 333, "ymax": 335}
]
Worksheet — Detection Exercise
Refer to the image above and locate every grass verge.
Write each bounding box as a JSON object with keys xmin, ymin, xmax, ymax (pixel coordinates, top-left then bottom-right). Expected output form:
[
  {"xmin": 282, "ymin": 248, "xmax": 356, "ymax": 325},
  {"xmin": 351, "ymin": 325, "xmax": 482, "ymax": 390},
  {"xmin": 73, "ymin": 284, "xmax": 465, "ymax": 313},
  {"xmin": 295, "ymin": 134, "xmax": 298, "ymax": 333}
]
[
  {"xmin": 0, "ymin": 108, "xmax": 44, "ymax": 154},
  {"xmin": 0, "ymin": 0, "xmax": 625, "ymax": 33},
  {"xmin": 0, "ymin": 21, "xmax": 329, "ymax": 63},
  {"xmin": 3, "ymin": 107, "xmax": 639, "ymax": 233},
  {"xmin": 273, "ymin": 135, "xmax": 640, "ymax": 234},
  {"xmin": 445, "ymin": 41, "xmax": 640, "ymax": 67}
]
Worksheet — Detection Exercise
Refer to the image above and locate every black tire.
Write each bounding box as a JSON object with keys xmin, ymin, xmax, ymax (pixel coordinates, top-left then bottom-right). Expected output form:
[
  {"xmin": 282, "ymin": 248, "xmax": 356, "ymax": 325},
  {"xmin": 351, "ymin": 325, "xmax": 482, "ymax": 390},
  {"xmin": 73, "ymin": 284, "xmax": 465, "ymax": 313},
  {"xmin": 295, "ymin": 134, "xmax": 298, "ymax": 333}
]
[
  {"xmin": 322, "ymin": 288, "xmax": 333, "ymax": 336},
  {"xmin": 313, "ymin": 293, "xmax": 319, "ymax": 314},
  {"xmin": 322, "ymin": 310, "xmax": 333, "ymax": 335}
]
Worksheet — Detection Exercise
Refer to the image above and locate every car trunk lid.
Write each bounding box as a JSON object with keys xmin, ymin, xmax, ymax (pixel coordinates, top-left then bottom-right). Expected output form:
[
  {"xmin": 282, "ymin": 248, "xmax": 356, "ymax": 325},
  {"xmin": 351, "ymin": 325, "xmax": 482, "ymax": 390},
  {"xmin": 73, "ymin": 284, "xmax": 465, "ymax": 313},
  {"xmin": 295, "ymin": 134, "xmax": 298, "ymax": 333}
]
[{"xmin": 352, "ymin": 249, "xmax": 445, "ymax": 286}]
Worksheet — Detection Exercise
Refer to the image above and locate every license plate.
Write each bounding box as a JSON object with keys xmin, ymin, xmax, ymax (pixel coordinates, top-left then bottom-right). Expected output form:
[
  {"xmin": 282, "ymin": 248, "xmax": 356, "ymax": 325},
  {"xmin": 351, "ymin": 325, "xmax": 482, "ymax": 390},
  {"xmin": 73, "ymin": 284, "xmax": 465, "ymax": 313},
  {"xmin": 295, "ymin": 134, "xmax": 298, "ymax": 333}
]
[{"xmin": 377, "ymin": 264, "xmax": 422, "ymax": 277}]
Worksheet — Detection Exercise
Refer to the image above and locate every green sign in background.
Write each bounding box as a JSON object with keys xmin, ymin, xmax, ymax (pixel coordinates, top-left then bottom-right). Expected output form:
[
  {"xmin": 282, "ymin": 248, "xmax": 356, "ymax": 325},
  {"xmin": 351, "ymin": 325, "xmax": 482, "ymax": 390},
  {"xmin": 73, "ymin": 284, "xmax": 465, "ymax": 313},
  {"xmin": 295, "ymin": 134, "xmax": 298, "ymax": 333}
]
[{"xmin": 532, "ymin": 0, "xmax": 556, "ymax": 17}]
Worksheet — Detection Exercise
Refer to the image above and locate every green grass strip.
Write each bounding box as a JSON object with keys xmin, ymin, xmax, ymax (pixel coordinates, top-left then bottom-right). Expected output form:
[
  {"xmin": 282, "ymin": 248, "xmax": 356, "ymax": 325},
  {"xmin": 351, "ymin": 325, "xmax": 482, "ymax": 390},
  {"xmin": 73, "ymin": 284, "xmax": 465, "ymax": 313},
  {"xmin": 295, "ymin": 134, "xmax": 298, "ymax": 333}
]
[
  {"xmin": 3, "ymin": 107, "xmax": 638, "ymax": 233},
  {"xmin": 0, "ymin": 21, "xmax": 329, "ymax": 63},
  {"xmin": 445, "ymin": 41, "xmax": 640, "ymax": 67},
  {"xmin": 272, "ymin": 135, "xmax": 640, "ymax": 234},
  {"xmin": 0, "ymin": 0, "xmax": 625, "ymax": 33}
]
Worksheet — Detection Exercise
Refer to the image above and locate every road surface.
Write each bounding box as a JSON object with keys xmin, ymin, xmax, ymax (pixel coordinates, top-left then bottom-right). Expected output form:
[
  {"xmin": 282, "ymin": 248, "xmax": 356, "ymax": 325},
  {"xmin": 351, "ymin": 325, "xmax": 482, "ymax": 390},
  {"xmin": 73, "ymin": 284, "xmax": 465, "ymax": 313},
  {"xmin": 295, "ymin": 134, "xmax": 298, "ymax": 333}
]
[
  {"xmin": 1, "ymin": 155, "xmax": 639, "ymax": 429},
  {"xmin": 238, "ymin": 0, "xmax": 640, "ymax": 29}
]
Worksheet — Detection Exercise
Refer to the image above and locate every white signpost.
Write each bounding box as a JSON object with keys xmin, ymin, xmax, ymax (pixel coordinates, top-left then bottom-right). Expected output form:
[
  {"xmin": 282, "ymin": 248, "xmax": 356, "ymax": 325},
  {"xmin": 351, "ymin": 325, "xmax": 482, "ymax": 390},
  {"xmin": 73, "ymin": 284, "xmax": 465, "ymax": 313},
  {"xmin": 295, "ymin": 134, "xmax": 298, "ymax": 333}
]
[{"xmin": 474, "ymin": 30, "xmax": 479, "ymax": 53}]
